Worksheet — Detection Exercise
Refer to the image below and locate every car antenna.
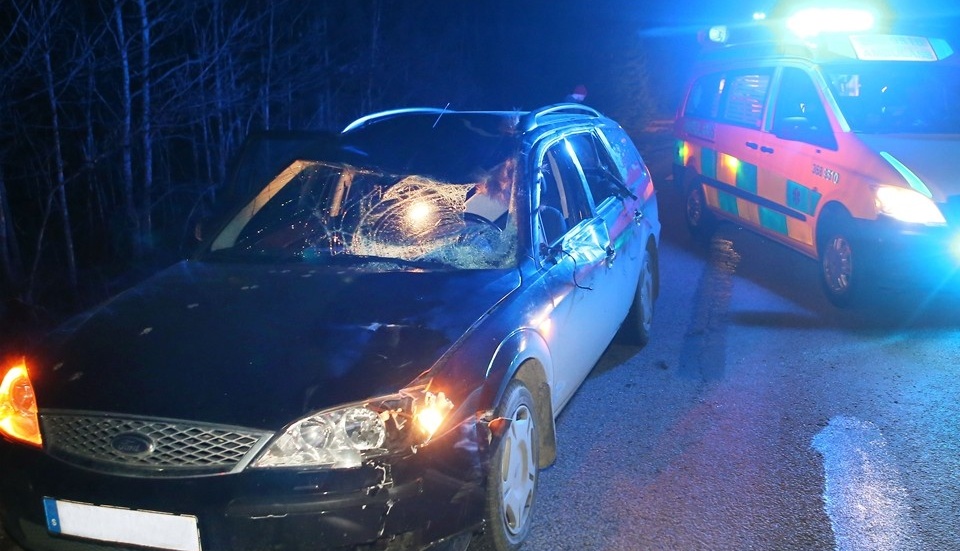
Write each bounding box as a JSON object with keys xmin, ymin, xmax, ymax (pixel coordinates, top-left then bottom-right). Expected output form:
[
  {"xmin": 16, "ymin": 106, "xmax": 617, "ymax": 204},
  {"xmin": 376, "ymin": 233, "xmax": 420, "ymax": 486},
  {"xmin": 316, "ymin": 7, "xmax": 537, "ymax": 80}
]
[{"xmin": 433, "ymin": 103, "xmax": 450, "ymax": 128}]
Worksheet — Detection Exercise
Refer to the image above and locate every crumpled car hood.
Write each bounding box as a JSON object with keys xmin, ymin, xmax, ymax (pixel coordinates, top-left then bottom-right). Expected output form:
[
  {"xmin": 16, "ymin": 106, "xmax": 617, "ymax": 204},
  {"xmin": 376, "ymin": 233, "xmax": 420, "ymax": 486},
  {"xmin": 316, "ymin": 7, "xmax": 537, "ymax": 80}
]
[{"xmin": 31, "ymin": 260, "xmax": 520, "ymax": 430}]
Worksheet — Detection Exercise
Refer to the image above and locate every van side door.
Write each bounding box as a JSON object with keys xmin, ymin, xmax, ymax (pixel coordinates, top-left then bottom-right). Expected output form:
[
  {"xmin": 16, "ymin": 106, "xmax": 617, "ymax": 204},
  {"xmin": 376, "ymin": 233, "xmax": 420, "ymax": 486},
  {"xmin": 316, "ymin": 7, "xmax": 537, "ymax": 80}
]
[
  {"xmin": 678, "ymin": 68, "xmax": 774, "ymax": 226},
  {"xmin": 762, "ymin": 66, "xmax": 842, "ymax": 256}
]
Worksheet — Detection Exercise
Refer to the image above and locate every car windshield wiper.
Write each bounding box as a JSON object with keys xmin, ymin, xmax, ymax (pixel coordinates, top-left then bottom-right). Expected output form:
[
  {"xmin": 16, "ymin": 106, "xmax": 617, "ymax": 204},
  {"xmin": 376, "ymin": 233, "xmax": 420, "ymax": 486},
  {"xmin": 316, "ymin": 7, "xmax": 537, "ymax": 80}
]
[
  {"xmin": 202, "ymin": 246, "xmax": 455, "ymax": 270},
  {"xmin": 321, "ymin": 253, "xmax": 454, "ymax": 270}
]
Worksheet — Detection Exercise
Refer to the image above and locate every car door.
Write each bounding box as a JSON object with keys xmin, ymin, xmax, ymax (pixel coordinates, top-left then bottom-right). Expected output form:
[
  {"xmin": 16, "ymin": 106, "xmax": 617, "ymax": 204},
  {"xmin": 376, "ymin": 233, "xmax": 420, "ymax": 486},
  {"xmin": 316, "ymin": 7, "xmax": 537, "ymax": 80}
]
[
  {"xmin": 534, "ymin": 136, "xmax": 619, "ymax": 411},
  {"xmin": 564, "ymin": 130, "xmax": 644, "ymax": 335}
]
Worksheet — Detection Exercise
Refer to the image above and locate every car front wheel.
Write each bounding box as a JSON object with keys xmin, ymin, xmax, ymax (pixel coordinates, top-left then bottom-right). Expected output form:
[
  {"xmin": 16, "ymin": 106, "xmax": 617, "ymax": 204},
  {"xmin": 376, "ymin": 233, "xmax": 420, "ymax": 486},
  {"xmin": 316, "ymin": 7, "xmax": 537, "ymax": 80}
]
[{"xmin": 483, "ymin": 379, "xmax": 539, "ymax": 551}]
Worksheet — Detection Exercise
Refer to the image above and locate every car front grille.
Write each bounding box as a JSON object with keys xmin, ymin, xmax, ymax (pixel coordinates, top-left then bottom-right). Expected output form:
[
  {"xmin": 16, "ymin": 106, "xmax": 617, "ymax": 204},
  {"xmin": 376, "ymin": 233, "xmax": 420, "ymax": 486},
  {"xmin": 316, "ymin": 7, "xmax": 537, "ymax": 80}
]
[{"xmin": 41, "ymin": 410, "xmax": 273, "ymax": 478}]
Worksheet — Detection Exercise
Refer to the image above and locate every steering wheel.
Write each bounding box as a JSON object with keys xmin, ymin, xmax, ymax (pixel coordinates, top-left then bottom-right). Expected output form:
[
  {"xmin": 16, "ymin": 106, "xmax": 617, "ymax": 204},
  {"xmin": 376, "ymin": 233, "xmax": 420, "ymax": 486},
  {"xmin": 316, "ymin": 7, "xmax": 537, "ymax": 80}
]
[{"xmin": 463, "ymin": 212, "xmax": 503, "ymax": 232}]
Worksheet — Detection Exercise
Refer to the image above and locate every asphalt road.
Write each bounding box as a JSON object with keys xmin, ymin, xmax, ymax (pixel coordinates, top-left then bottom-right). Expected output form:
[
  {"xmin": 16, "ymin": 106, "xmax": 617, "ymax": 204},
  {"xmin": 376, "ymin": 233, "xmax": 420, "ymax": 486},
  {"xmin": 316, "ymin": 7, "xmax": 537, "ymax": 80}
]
[{"xmin": 6, "ymin": 132, "xmax": 960, "ymax": 550}]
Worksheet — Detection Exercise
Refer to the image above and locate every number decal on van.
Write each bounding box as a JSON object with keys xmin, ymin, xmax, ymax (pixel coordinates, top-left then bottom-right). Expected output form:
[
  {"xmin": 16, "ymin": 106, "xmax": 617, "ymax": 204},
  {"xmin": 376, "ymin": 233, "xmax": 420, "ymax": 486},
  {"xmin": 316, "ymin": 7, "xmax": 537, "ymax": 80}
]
[{"xmin": 812, "ymin": 164, "xmax": 840, "ymax": 184}]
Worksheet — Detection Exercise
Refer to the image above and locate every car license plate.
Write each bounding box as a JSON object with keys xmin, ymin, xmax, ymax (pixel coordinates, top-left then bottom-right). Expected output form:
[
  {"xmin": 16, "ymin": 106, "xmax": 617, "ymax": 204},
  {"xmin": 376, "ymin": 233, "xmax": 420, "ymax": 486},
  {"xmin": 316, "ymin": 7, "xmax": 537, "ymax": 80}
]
[{"xmin": 43, "ymin": 497, "xmax": 201, "ymax": 551}]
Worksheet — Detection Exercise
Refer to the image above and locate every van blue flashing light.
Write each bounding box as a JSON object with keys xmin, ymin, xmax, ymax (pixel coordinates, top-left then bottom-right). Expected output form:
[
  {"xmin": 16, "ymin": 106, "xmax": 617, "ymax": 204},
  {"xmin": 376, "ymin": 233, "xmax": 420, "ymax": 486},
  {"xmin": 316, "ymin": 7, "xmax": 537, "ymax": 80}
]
[
  {"xmin": 708, "ymin": 26, "xmax": 728, "ymax": 44},
  {"xmin": 786, "ymin": 7, "xmax": 876, "ymax": 39}
]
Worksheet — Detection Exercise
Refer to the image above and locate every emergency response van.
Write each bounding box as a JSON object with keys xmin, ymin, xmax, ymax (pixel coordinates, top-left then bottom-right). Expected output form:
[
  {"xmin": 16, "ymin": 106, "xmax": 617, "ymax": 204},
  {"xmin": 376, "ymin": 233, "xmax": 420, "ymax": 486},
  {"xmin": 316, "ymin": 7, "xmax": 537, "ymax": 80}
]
[{"xmin": 673, "ymin": 12, "xmax": 960, "ymax": 306}]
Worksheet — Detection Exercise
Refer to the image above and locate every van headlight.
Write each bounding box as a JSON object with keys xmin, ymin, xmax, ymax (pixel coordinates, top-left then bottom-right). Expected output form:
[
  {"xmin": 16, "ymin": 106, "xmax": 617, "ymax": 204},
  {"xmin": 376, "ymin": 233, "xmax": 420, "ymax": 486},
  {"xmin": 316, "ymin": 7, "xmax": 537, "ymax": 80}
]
[
  {"xmin": 875, "ymin": 186, "xmax": 946, "ymax": 225},
  {"xmin": 251, "ymin": 387, "xmax": 453, "ymax": 469}
]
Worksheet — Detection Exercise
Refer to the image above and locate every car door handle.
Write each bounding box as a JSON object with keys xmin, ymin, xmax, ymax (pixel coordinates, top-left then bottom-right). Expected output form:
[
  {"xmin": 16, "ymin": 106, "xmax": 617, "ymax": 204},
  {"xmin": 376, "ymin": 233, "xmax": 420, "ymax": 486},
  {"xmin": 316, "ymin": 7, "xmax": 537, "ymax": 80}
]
[
  {"xmin": 633, "ymin": 209, "xmax": 644, "ymax": 223},
  {"xmin": 760, "ymin": 146, "xmax": 775, "ymax": 154},
  {"xmin": 746, "ymin": 142, "xmax": 759, "ymax": 150}
]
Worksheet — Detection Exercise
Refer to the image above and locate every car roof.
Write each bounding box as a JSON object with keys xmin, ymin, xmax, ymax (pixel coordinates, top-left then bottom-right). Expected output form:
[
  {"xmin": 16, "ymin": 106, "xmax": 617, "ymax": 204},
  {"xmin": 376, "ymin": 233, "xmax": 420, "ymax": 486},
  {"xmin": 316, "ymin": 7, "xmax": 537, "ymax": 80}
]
[{"xmin": 338, "ymin": 105, "xmax": 609, "ymax": 180}]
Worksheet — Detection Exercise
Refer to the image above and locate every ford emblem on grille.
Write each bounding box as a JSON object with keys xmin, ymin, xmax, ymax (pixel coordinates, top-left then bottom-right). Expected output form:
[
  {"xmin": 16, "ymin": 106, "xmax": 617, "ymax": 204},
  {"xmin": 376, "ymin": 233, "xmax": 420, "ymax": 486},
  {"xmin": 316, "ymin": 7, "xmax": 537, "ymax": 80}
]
[{"xmin": 111, "ymin": 433, "xmax": 155, "ymax": 456}]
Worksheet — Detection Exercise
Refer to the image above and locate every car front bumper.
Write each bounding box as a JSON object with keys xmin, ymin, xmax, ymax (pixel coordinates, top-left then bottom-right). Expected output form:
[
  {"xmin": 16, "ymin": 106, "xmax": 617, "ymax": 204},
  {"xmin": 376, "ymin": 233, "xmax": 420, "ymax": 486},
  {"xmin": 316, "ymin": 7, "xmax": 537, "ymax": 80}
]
[{"xmin": 0, "ymin": 417, "xmax": 490, "ymax": 551}]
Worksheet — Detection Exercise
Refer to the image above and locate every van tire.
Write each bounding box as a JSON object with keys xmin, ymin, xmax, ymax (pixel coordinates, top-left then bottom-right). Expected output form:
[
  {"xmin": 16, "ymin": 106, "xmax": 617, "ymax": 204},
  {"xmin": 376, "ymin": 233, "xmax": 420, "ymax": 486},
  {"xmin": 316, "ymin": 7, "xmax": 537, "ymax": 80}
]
[
  {"xmin": 682, "ymin": 174, "xmax": 715, "ymax": 241},
  {"xmin": 818, "ymin": 215, "xmax": 872, "ymax": 307}
]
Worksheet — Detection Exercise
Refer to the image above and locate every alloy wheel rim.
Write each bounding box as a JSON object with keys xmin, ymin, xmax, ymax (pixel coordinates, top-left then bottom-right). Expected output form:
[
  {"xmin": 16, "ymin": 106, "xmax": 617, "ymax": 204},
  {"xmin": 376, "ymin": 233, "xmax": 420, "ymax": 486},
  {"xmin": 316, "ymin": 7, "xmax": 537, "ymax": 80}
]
[
  {"xmin": 500, "ymin": 404, "xmax": 536, "ymax": 536},
  {"xmin": 823, "ymin": 236, "xmax": 853, "ymax": 294}
]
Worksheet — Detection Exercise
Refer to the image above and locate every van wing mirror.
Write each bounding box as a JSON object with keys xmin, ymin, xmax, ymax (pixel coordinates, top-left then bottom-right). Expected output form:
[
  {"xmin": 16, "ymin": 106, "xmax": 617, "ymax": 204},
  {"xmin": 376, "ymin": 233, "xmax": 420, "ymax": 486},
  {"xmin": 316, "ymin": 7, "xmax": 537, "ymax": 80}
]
[{"xmin": 775, "ymin": 117, "xmax": 837, "ymax": 150}]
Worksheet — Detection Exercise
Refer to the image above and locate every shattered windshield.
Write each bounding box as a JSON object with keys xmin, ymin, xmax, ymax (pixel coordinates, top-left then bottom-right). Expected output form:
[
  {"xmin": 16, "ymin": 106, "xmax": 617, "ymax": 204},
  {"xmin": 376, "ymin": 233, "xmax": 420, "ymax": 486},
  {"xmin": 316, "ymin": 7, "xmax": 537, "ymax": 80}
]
[
  {"xmin": 204, "ymin": 159, "xmax": 519, "ymax": 270},
  {"xmin": 826, "ymin": 61, "xmax": 960, "ymax": 133}
]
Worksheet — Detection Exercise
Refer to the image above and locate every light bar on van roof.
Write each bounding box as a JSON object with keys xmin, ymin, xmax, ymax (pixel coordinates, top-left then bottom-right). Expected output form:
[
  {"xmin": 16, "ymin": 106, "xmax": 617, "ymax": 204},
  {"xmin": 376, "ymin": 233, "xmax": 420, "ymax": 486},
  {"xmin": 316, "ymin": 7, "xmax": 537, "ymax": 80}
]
[
  {"xmin": 847, "ymin": 34, "xmax": 952, "ymax": 61},
  {"xmin": 786, "ymin": 7, "xmax": 876, "ymax": 39}
]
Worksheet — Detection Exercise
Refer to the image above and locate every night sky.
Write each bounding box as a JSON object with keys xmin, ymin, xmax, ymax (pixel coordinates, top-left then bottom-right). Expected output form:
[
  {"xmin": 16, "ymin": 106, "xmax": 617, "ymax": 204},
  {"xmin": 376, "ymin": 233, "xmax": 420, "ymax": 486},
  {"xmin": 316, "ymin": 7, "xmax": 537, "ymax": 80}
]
[{"xmin": 476, "ymin": 0, "xmax": 960, "ymax": 110}]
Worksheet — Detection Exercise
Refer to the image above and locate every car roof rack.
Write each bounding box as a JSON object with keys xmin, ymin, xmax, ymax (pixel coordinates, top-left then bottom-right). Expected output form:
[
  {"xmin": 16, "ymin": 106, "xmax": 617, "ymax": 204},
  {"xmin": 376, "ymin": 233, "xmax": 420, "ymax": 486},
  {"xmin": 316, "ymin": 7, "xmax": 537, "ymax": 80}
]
[
  {"xmin": 522, "ymin": 103, "xmax": 601, "ymax": 132},
  {"xmin": 341, "ymin": 107, "xmax": 449, "ymax": 133},
  {"xmin": 343, "ymin": 104, "xmax": 602, "ymax": 136}
]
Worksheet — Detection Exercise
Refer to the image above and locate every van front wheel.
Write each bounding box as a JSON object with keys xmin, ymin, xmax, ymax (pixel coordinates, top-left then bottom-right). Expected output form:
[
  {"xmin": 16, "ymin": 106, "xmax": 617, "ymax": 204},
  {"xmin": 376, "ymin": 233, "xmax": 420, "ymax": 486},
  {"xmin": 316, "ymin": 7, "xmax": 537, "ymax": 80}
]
[{"xmin": 819, "ymin": 224, "xmax": 871, "ymax": 307}]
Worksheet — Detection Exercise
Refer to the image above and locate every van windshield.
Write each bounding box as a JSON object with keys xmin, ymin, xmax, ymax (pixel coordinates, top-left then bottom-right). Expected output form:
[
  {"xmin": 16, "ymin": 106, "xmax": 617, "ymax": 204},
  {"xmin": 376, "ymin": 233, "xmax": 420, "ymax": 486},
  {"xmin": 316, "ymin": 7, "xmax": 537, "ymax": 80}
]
[{"xmin": 826, "ymin": 61, "xmax": 960, "ymax": 134}]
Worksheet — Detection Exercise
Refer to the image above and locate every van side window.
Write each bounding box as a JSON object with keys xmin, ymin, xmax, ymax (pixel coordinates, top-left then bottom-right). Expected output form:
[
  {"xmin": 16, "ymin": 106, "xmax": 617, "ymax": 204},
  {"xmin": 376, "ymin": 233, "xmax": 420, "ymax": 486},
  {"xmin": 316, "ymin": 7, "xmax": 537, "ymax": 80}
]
[
  {"xmin": 684, "ymin": 69, "xmax": 772, "ymax": 129},
  {"xmin": 720, "ymin": 71, "xmax": 771, "ymax": 129},
  {"xmin": 773, "ymin": 68, "xmax": 837, "ymax": 149},
  {"xmin": 685, "ymin": 73, "xmax": 725, "ymax": 119}
]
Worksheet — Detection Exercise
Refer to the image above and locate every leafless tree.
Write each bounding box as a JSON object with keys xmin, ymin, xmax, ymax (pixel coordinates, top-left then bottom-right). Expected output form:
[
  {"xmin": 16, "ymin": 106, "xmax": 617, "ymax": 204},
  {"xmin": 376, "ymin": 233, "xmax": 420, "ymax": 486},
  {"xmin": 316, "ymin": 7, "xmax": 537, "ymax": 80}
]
[{"xmin": 3, "ymin": 0, "xmax": 643, "ymax": 321}]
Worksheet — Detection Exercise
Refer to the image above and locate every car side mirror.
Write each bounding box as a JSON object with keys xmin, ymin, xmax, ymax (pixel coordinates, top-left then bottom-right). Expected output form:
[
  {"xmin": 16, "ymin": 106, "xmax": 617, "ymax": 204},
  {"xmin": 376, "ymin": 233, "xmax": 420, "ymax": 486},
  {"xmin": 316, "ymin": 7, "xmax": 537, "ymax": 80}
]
[{"xmin": 539, "ymin": 242, "xmax": 562, "ymax": 263}]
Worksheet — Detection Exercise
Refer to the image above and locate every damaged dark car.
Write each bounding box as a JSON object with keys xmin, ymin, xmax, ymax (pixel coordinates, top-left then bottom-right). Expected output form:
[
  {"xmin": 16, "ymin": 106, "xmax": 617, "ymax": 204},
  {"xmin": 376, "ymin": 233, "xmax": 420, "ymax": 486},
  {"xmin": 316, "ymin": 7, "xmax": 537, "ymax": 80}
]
[{"xmin": 0, "ymin": 105, "xmax": 661, "ymax": 551}]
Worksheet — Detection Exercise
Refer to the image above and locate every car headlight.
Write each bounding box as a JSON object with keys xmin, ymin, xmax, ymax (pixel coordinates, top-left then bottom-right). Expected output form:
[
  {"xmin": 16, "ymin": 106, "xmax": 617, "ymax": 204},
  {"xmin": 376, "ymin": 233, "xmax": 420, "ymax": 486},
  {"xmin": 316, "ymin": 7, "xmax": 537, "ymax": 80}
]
[
  {"xmin": 0, "ymin": 360, "xmax": 42, "ymax": 447},
  {"xmin": 875, "ymin": 186, "xmax": 946, "ymax": 225},
  {"xmin": 251, "ymin": 387, "xmax": 453, "ymax": 469}
]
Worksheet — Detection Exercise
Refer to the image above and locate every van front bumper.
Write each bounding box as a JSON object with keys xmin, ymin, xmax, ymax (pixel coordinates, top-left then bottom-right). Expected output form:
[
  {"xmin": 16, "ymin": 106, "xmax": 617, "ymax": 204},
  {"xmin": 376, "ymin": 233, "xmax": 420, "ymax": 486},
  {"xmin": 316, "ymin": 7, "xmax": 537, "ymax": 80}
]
[{"xmin": 850, "ymin": 215, "xmax": 960, "ymax": 289}]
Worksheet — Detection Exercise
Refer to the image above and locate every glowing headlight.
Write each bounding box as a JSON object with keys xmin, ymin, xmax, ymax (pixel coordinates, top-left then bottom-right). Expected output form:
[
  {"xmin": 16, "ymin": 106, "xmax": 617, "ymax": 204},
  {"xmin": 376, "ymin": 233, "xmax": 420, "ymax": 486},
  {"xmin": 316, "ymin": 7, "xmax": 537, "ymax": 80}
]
[
  {"xmin": 0, "ymin": 360, "xmax": 42, "ymax": 447},
  {"xmin": 252, "ymin": 388, "xmax": 453, "ymax": 470},
  {"xmin": 875, "ymin": 186, "xmax": 946, "ymax": 225}
]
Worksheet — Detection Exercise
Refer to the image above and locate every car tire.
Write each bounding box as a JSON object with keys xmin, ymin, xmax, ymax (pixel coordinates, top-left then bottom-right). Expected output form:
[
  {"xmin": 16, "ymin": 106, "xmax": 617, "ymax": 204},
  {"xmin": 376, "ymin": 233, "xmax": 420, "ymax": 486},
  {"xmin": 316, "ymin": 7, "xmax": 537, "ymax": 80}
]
[
  {"xmin": 482, "ymin": 379, "xmax": 539, "ymax": 551},
  {"xmin": 818, "ymin": 217, "xmax": 871, "ymax": 308},
  {"xmin": 620, "ymin": 249, "xmax": 655, "ymax": 346},
  {"xmin": 683, "ymin": 174, "xmax": 714, "ymax": 241}
]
